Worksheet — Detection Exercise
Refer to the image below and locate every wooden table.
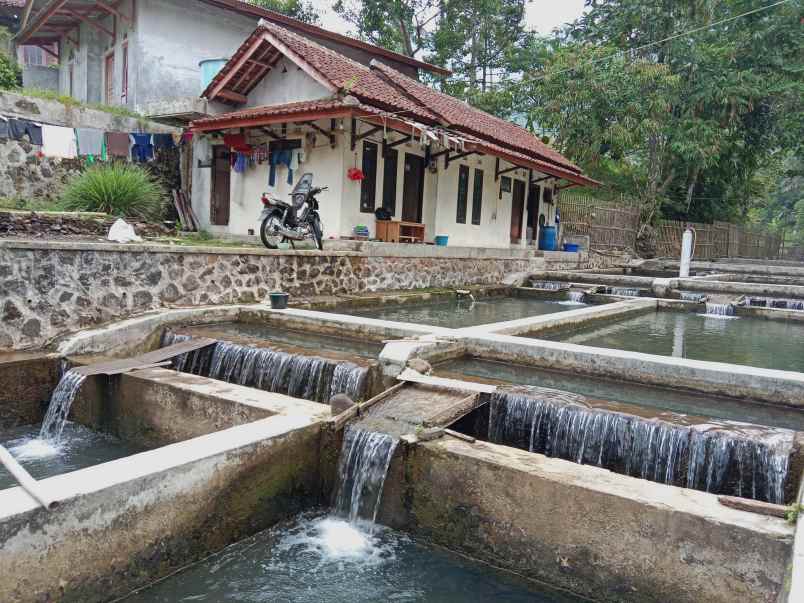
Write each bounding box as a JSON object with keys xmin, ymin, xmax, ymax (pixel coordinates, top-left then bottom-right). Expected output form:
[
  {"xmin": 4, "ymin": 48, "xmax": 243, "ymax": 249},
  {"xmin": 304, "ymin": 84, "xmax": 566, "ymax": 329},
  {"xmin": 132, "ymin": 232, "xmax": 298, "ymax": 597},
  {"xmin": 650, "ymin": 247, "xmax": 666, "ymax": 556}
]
[{"xmin": 376, "ymin": 220, "xmax": 426, "ymax": 243}]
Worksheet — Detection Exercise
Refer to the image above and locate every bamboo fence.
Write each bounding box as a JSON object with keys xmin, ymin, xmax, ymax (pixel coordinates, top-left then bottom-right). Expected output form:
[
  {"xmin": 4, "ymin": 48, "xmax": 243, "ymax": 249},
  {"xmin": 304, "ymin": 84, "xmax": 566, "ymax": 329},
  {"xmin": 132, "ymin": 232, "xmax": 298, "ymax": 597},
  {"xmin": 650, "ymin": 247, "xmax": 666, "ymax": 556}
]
[{"xmin": 557, "ymin": 193, "xmax": 782, "ymax": 259}]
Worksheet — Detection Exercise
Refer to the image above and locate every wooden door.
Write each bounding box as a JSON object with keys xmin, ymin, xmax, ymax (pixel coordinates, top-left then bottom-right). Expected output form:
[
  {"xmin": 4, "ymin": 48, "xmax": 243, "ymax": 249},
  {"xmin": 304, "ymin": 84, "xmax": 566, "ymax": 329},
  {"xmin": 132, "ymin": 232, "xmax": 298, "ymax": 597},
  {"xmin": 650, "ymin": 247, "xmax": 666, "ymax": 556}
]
[
  {"xmin": 211, "ymin": 145, "xmax": 230, "ymax": 226},
  {"xmin": 382, "ymin": 148, "xmax": 399, "ymax": 216},
  {"xmin": 510, "ymin": 179, "xmax": 526, "ymax": 243},
  {"xmin": 402, "ymin": 153, "xmax": 424, "ymax": 223}
]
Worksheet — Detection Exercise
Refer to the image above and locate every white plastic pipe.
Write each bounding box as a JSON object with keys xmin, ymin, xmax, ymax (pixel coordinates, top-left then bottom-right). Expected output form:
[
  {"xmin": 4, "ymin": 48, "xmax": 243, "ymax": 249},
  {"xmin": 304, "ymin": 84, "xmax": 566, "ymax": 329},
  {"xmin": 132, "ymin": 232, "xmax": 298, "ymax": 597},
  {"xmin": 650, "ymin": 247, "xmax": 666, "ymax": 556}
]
[
  {"xmin": 679, "ymin": 227, "xmax": 694, "ymax": 278},
  {"xmin": 0, "ymin": 445, "xmax": 59, "ymax": 510}
]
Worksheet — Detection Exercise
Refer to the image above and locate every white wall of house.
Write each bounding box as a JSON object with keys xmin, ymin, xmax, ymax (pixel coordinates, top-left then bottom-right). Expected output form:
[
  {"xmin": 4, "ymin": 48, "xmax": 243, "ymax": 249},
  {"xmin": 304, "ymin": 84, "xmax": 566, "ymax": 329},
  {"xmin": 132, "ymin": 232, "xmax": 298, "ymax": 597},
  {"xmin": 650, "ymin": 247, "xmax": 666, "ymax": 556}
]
[{"xmin": 248, "ymin": 58, "xmax": 332, "ymax": 105}]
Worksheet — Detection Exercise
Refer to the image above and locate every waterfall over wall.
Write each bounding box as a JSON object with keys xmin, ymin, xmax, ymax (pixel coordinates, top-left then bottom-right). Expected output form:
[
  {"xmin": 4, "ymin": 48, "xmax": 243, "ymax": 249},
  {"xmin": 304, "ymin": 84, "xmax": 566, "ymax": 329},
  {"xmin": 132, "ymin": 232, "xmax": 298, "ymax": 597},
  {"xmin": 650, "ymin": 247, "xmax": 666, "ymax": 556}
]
[
  {"xmin": 489, "ymin": 387, "xmax": 793, "ymax": 504},
  {"xmin": 530, "ymin": 281, "xmax": 567, "ymax": 291},
  {"xmin": 162, "ymin": 330, "xmax": 369, "ymax": 403},
  {"xmin": 40, "ymin": 369, "xmax": 87, "ymax": 442},
  {"xmin": 334, "ymin": 427, "xmax": 399, "ymax": 523},
  {"xmin": 610, "ymin": 287, "xmax": 641, "ymax": 297},
  {"xmin": 705, "ymin": 303, "xmax": 736, "ymax": 317}
]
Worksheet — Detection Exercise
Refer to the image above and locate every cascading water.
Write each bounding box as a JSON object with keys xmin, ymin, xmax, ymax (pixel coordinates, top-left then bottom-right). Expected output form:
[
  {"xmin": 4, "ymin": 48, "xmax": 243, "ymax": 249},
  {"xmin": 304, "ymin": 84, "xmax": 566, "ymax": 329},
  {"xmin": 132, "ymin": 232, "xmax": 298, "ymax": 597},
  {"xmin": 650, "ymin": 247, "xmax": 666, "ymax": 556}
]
[
  {"xmin": 488, "ymin": 387, "xmax": 792, "ymax": 503},
  {"xmin": 530, "ymin": 281, "xmax": 566, "ymax": 291},
  {"xmin": 567, "ymin": 291, "xmax": 586, "ymax": 303},
  {"xmin": 610, "ymin": 287, "xmax": 641, "ymax": 297},
  {"xmin": 745, "ymin": 297, "xmax": 804, "ymax": 311},
  {"xmin": 704, "ymin": 303, "xmax": 736, "ymax": 317},
  {"xmin": 39, "ymin": 369, "xmax": 87, "ymax": 442},
  {"xmin": 162, "ymin": 330, "xmax": 369, "ymax": 403},
  {"xmin": 334, "ymin": 427, "xmax": 399, "ymax": 523}
]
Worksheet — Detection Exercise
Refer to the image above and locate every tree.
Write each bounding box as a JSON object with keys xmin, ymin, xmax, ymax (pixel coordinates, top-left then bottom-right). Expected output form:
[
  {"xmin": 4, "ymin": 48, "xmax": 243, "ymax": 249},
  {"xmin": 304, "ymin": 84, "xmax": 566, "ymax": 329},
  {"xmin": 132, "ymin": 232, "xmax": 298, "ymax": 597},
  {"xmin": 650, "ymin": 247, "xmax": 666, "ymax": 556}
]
[
  {"xmin": 0, "ymin": 27, "xmax": 21, "ymax": 90},
  {"xmin": 540, "ymin": 0, "xmax": 804, "ymax": 224},
  {"xmin": 246, "ymin": 0, "xmax": 320, "ymax": 24}
]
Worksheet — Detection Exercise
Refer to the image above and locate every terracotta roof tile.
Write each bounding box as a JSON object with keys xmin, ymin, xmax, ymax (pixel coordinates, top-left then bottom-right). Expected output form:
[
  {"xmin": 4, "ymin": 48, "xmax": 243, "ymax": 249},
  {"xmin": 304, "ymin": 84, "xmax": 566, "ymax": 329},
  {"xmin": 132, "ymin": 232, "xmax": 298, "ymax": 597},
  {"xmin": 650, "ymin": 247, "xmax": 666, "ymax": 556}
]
[{"xmin": 192, "ymin": 98, "xmax": 376, "ymax": 127}]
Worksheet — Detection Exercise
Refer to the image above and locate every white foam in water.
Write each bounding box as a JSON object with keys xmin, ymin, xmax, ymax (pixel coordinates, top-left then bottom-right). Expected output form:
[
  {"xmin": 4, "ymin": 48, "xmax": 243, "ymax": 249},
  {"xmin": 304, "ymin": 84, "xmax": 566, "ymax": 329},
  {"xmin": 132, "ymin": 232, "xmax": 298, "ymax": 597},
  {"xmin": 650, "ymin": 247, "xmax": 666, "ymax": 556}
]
[
  {"xmin": 9, "ymin": 437, "xmax": 61, "ymax": 460},
  {"xmin": 700, "ymin": 303, "xmax": 739, "ymax": 319}
]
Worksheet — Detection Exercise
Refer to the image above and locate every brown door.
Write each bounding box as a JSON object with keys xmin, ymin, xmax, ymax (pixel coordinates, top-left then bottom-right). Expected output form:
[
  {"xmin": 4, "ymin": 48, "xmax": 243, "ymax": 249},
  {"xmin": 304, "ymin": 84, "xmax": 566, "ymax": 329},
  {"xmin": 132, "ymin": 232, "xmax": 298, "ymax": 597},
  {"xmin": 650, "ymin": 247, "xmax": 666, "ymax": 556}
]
[
  {"xmin": 211, "ymin": 145, "xmax": 231, "ymax": 226},
  {"xmin": 510, "ymin": 179, "xmax": 526, "ymax": 243},
  {"xmin": 402, "ymin": 153, "xmax": 425, "ymax": 223}
]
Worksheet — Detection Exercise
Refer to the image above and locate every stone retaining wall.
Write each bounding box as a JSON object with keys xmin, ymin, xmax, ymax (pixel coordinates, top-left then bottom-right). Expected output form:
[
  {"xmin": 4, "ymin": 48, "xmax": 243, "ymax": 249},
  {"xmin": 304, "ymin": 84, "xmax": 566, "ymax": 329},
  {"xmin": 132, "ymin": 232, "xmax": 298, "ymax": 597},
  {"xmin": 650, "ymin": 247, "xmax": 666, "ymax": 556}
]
[{"xmin": 0, "ymin": 241, "xmax": 622, "ymax": 350}]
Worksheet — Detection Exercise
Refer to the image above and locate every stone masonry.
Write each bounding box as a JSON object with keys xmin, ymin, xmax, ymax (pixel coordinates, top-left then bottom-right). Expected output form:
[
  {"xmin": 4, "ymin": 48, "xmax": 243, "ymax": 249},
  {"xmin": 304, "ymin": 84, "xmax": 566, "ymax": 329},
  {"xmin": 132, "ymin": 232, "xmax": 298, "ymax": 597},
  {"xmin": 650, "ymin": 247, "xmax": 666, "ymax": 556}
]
[{"xmin": 0, "ymin": 241, "xmax": 623, "ymax": 350}]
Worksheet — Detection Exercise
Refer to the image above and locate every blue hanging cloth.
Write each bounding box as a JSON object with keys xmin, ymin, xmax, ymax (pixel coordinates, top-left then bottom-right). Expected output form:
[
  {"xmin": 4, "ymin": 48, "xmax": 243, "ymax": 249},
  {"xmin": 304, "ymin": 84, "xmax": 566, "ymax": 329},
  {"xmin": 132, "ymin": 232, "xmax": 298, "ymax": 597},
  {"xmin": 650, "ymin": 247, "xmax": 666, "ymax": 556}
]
[
  {"xmin": 268, "ymin": 149, "xmax": 293, "ymax": 186},
  {"xmin": 130, "ymin": 133, "xmax": 154, "ymax": 162}
]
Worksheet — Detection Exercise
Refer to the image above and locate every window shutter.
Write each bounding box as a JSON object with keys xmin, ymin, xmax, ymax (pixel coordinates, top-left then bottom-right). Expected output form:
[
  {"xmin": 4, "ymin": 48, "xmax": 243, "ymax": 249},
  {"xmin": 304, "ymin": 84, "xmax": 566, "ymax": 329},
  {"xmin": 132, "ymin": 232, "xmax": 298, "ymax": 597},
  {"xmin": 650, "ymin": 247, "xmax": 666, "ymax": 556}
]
[
  {"xmin": 471, "ymin": 169, "xmax": 484, "ymax": 225},
  {"xmin": 456, "ymin": 164, "xmax": 469, "ymax": 224},
  {"xmin": 360, "ymin": 141, "xmax": 378, "ymax": 213}
]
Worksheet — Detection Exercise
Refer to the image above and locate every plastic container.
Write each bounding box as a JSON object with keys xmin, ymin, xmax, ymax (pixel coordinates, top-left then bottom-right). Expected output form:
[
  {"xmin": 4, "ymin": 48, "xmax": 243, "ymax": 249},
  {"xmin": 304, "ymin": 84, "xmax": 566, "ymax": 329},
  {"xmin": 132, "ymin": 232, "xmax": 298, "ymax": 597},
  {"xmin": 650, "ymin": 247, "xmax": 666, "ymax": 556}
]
[
  {"xmin": 199, "ymin": 58, "xmax": 228, "ymax": 90},
  {"xmin": 563, "ymin": 243, "xmax": 580, "ymax": 253},
  {"xmin": 435, "ymin": 235, "xmax": 449, "ymax": 247},
  {"xmin": 269, "ymin": 292, "xmax": 289, "ymax": 310},
  {"xmin": 538, "ymin": 226, "xmax": 558, "ymax": 251}
]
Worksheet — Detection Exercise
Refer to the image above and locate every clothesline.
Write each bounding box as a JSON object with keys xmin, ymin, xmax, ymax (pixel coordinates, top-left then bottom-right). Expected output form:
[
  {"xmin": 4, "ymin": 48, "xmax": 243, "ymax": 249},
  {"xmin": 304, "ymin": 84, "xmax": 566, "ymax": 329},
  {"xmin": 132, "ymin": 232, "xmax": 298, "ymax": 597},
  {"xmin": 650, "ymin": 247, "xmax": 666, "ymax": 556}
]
[{"xmin": 0, "ymin": 114, "xmax": 183, "ymax": 163}]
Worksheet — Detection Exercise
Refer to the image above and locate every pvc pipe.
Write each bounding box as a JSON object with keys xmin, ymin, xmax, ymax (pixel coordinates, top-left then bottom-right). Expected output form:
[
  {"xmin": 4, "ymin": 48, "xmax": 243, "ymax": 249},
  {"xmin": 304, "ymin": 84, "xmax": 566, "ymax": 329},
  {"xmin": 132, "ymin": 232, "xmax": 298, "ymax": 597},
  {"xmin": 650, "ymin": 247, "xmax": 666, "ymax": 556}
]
[
  {"xmin": 680, "ymin": 228, "xmax": 694, "ymax": 278},
  {"xmin": 0, "ymin": 445, "xmax": 59, "ymax": 510}
]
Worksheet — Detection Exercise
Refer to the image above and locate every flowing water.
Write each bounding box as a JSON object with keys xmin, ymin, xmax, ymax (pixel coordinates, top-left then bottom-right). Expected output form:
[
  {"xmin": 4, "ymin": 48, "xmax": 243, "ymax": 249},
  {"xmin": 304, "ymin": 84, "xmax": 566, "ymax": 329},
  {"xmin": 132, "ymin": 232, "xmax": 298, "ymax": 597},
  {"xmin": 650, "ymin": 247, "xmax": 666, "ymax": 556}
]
[
  {"xmin": 0, "ymin": 422, "xmax": 144, "ymax": 490},
  {"xmin": 162, "ymin": 331, "xmax": 369, "ymax": 402},
  {"xmin": 437, "ymin": 357, "xmax": 804, "ymax": 431},
  {"xmin": 488, "ymin": 388, "xmax": 793, "ymax": 503},
  {"xmin": 566, "ymin": 291, "xmax": 587, "ymax": 304},
  {"xmin": 334, "ymin": 427, "xmax": 399, "ymax": 523},
  {"xmin": 745, "ymin": 297, "xmax": 804, "ymax": 310},
  {"xmin": 122, "ymin": 512, "xmax": 581, "ymax": 603},
  {"xmin": 39, "ymin": 369, "xmax": 87, "ymax": 442},
  {"xmin": 680, "ymin": 292, "xmax": 707, "ymax": 303},
  {"xmin": 704, "ymin": 303, "xmax": 736, "ymax": 317},
  {"xmin": 539, "ymin": 310, "xmax": 804, "ymax": 372},
  {"xmin": 339, "ymin": 297, "xmax": 578, "ymax": 328}
]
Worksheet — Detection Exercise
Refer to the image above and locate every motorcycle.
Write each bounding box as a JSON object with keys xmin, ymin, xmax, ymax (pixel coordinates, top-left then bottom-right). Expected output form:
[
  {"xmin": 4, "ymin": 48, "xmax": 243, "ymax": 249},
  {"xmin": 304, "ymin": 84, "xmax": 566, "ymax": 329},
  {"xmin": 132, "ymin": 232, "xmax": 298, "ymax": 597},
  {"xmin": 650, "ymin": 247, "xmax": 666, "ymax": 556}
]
[{"xmin": 259, "ymin": 173, "xmax": 326, "ymax": 250}]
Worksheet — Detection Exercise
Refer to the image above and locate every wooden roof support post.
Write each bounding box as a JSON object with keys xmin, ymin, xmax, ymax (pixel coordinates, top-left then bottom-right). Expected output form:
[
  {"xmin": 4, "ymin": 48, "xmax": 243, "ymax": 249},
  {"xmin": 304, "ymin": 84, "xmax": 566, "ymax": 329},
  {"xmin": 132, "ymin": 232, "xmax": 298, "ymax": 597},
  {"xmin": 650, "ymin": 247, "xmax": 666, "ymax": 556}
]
[{"xmin": 95, "ymin": 0, "xmax": 133, "ymax": 26}]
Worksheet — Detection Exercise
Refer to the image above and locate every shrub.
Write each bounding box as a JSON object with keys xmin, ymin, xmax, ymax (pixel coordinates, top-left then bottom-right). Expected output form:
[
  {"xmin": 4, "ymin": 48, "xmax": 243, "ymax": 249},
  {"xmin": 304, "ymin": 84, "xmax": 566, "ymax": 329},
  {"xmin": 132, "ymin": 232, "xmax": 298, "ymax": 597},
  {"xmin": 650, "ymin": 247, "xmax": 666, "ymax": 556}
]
[
  {"xmin": 60, "ymin": 164, "xmax": 166, "ymax": 221},
  {"xmin": 0, "ymin": 52, "xmax": 21, "ymax": 90}
]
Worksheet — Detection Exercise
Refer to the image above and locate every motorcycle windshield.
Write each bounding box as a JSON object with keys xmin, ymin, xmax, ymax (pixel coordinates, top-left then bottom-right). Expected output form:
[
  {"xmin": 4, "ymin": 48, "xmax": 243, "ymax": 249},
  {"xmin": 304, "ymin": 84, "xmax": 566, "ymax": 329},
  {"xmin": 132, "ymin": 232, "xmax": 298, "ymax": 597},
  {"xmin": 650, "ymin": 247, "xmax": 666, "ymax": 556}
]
[{"xmin": 292, "ymin": 173, "xmax": 314, "ymax": 196}]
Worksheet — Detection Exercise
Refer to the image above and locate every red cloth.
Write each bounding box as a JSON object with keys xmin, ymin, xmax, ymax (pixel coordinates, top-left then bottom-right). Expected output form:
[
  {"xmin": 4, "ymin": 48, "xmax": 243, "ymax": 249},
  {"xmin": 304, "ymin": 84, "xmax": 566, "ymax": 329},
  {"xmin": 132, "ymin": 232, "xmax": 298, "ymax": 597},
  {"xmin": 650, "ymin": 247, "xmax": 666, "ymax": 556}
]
[{"xmin": 223, "ymin": 133, "xmax": 251, "ymax": 152}]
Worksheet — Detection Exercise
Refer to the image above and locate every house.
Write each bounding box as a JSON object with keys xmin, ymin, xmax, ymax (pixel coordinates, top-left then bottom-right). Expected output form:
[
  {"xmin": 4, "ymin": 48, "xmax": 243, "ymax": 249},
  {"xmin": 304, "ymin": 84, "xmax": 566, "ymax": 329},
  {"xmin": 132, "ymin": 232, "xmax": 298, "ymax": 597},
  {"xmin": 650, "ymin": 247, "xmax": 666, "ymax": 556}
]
[
  {"xmin": 12, "ymin": 0, "xmax": 447, "ymax": 117},
  {"xmin": 188, "ymin": 21, "xmax": 597, "ymax": 248}
]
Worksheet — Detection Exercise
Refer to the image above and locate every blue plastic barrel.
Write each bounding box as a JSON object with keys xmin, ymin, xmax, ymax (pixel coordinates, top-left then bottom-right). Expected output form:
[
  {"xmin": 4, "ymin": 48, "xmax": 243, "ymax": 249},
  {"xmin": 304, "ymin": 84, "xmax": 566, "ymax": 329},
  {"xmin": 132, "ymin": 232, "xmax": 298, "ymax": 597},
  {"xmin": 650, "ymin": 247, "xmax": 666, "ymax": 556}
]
[
  {"xmin": 435, "ymin": 235, "xmax": 449, "ymax": 247},
  {"xmin": 563, "ymin": 243, "xmax": 580, "ymax": 253},
  {"xmin": 199, "ymin": 58, "xmax": 228, "ymax": 90},
  {"xmin": 538, "ymin": 226, "xmax": 557, "ymax": 251}
]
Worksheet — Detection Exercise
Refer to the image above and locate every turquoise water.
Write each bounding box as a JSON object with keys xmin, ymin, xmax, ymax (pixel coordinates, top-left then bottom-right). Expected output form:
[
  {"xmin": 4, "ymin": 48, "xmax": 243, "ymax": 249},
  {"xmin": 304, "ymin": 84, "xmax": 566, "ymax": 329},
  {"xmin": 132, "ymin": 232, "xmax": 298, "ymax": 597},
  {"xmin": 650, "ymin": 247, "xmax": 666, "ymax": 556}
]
[
  {"xmin": 340, "ymin": 297, "xmax": 583, "ymax": 328},
  {"xmin": 538, "ymin": 310, "xmax": 804, "ymax": 372},
  {"xmin": 0, "ymin": 422, "xmax": 144, "ymax": 490},
  {"xmin": 123, "ymin": 513, "xmax": 582, "ymax": 603},
  {"xmin": 438, "ymin": 357, "xmax": 804, "ymax": 432}
]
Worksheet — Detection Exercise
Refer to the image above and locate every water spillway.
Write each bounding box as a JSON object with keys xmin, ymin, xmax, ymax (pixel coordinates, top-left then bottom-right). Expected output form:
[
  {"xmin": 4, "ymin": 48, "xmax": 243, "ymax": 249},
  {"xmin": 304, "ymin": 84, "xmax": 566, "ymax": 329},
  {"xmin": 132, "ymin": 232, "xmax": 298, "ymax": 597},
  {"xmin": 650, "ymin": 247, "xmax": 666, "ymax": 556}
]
[
  {"xmin": 39, "ymin": 369, "xmax": 87, "ymax": 443},
  {"xmin": 704, "ymin": 303, "xmax": 736, "ymax": 317},
  {"xmin": 161, "ymin": 330, "xmax": 370, "ymax": 403},
  {"xmin": 567, "ymin": 291, "xmax": 587, "ymax": 304},
  {"xmin": 334, "ymin": 427, "xmax": 399, "ymax": 523},
  {"xmin": 530, "ymin": 281, "xmax": 568, "ymax": 291},
  {"xmin": 488, "ymin": 387, "xmax": 795, "ymax": 504},
  {"xmin": 609, "ymin": 287, "xmax": 641, "ymax": 297}
]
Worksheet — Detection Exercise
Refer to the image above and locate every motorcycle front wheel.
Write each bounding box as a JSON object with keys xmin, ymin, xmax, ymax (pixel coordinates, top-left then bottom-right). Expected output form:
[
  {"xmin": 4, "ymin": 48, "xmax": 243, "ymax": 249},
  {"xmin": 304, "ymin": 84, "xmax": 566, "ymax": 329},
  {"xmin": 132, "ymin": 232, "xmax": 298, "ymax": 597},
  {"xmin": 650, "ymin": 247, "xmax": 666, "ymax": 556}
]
[
  {"xmin": 311, "ymin": 217, "xmax": 324, "ymax": 251},
  {"xmin": 260, "ymin": 213, "xmax": 284, "ymax": 249}
]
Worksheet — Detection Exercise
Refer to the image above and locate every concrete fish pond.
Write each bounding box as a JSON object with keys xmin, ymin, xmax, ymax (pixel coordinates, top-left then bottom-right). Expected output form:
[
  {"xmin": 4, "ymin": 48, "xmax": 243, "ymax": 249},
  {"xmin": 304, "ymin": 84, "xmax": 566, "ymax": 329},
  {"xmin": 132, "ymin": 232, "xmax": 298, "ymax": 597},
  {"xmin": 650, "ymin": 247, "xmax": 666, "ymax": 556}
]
[{"xmin": 0, "ymin": 276, "xmax": 803, "ymax": 603}]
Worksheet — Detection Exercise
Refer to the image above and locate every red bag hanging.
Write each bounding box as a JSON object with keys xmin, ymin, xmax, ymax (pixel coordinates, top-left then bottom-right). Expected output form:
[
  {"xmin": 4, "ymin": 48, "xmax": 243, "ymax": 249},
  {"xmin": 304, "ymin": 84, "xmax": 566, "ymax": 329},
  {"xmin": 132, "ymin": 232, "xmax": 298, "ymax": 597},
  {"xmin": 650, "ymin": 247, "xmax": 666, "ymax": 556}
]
[{"xmin": 347, "ymin": 167, "xmax": 365, "ymax": 181}]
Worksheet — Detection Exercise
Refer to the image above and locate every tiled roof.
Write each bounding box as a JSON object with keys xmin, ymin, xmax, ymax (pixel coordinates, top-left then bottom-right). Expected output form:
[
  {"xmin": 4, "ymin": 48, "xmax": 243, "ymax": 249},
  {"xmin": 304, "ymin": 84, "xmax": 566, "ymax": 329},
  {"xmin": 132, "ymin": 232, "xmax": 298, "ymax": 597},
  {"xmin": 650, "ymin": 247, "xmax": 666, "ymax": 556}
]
[
  {"xmin": 203, "ymin": 21, "xmax": 588, "ymax": 181},
  {"xmin": 369, "ymin": 60, "xmax": 580, "ymax": 173},
  {"xmin": 193, "ymin": 98, "xmax": 377, "ymax": 128}
]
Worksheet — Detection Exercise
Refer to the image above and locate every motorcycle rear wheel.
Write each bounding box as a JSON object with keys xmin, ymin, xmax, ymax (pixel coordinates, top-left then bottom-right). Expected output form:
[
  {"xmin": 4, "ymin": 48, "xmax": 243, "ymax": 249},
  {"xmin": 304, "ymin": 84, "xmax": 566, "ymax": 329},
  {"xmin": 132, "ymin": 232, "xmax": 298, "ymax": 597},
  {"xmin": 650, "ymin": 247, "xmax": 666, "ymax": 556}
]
[{"xmin": 260, "ymin": 213, "xmax": 284, "ymax": 249}]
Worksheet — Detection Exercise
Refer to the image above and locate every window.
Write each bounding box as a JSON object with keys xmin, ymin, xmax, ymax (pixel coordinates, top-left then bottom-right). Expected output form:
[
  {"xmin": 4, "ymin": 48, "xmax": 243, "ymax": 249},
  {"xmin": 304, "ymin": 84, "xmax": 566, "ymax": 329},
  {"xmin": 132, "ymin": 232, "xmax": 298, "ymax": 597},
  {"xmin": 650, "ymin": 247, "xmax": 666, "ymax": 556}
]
[
  {"xmin": 382, "ymin": 148, "xmax": 398, "ymax": 215},
  {"xmin": 104, "ymin": 53, "xmax": 115, "ymax": 105},
  {"xmin": 360, "ymin": 141, "xmax": 378, "ymax": 213},
  {"xmin": 456, "ymin": 164, "xmax": 469, "ymax": 223},
  {"xmin": 121, "ymin": 43, "xmax": 128, "ymax": 102},
  {"xmin": 471, "ymin": 169, "xmax": 484, "ymax": 225}
]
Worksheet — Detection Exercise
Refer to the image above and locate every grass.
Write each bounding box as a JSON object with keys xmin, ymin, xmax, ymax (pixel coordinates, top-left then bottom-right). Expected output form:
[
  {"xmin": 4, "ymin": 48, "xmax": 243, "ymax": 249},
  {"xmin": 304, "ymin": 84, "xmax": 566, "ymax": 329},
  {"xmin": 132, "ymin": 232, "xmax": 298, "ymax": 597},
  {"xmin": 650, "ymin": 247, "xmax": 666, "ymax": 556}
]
[
  {"xmin": 60, "ymin": 164, "xmax": 166, "ymax": 220},
  {"xmin": 0, "ymin": 196, "xmax": 63, "ymax": 212},
  {"xmin": 9, "ymin": 87, "xmax": 148, "ymax": 122}
]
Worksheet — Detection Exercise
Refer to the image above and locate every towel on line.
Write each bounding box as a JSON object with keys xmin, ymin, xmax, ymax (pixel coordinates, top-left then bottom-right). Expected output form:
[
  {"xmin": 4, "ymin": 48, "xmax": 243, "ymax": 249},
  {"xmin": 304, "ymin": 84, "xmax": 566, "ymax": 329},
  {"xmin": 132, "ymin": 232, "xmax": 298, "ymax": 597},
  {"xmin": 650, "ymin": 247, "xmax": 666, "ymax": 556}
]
[
  {"xmin": 106, "ymin": 132, "xmax": 131, "ymax": 158},
  {"xmin": 75, "ymin": 128, "xmax": 105, "ymax": 157},
  {"xmin": 42, "ymin": 124, "xmax": 78, "ymax": 158}
]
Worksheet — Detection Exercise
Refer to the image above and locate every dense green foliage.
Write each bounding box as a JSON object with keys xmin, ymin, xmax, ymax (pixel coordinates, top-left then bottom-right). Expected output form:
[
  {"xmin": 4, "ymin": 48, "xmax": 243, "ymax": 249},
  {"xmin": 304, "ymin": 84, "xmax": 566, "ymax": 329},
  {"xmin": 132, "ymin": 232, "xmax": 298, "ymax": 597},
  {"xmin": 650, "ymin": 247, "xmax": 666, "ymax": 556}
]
[
  {"xmin": 332, "ymin": 0, "xmax": 803, "ymax": 230},
  {"xmin": 246, "ymin": 0, "xmax": 320, "ymax": 23},
  {"xmin": 0, "ymin": 27, "xmax": 21, "ymax": 90},
  {"xmin": 60, "ymin": 164, "xmax": 166, "ymax": 221}
]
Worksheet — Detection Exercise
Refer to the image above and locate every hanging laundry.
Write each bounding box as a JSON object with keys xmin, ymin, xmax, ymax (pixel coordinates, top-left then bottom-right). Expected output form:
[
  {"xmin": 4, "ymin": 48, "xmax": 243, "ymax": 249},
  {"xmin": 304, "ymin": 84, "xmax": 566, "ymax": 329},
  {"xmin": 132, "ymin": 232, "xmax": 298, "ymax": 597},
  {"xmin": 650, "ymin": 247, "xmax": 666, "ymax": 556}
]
[
  {"xmin": 268, "ymin": 149, "xmax": 293, "ymax": 186},
  {"xmin": 223, "ymin": 133, "xmax": 251, "ymax": 152},
  {"xmin": 75, "ymin": 128, "xmax": 104, "ymax": 157},
  {"xmin": 0, "ymin": 116, "xmax": 8, "ymax": 140},
  {"xmin": 289, "ymin": 148, "xmax": 301, "ymax": 171},
  {"xmin": 233, "ymin": 152, "xmax": 248, "ymax": 173},
  {"xmin": 130, "ymin": 133, "xmax": 154, "ymax": 162},
  {"xmin": 152, "ymin": 133, "xmax": 176, "ymax": 150},
  {"xmin": 181, "ymin": 131, "xmax": 194, "ymax": 144},
  {"xmin": 41, "ymin": 124, "xmax": 78, "ymax": 159},
  {"xmin": 254, "ymin": 143, "xmax": 269, "ymax": 164},
  {"xmin": 8, "ymin": 118, "xmax": 43, "ymax": 145},
  {"xmin": 106, "ymin": 132, "xmax": 131, "ymax": 158}
]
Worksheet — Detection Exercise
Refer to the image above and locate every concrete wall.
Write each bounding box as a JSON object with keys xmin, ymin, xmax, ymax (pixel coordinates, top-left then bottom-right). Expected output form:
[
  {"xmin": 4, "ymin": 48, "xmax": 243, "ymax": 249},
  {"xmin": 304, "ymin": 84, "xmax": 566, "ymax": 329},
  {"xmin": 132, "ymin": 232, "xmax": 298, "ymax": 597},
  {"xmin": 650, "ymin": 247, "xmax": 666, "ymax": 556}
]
[
  {"xmin": 0, "ymin": 352, "xmax": 59, "ymax": 428},
  {"xmin": 0, "ymin": 240, "xmax": 608, "ymax": 350},
  {"xmin": 380, "ymin": 437, "xmax": 794, "ymax": 603},
  {"xmin": 22, "ymin": 65, "xmax": 59, "ymax": 91},
  {"xmin": 0, "ymin": 415, "xmax": 330, "ymax": 603}
]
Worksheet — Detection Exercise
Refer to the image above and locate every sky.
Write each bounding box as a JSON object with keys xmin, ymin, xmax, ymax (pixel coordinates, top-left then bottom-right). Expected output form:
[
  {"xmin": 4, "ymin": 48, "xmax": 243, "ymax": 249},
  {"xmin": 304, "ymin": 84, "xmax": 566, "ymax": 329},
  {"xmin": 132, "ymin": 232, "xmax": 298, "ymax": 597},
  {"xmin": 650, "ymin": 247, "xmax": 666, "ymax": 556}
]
[{"xmin": 317, "ymin": 0, "xmax": 588, "ymax": 39}]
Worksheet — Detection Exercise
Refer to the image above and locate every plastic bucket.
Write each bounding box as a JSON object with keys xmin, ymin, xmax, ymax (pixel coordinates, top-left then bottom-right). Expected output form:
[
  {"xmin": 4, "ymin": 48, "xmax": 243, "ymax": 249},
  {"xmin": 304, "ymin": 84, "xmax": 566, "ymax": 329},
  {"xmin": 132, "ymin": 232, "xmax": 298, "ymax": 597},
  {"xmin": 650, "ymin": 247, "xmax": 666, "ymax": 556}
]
[
  {"xmin": 269, "ymin": 292, "xmax": 289, "ymax": 310},
  {"xmin": 538, "ymin": 226, "xmax": 557, "ymax": 251},
  {"xmin": 199, "ymin": 58, "xmax": 228, "ymax": 90},
  {"xmin": 563, "ymin": 243, "xmax": 580, "ymax": 253},
  {"xmin": 435, "ymin": 235, "xmax": 449, "ymax": 247}
]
